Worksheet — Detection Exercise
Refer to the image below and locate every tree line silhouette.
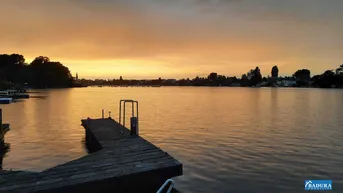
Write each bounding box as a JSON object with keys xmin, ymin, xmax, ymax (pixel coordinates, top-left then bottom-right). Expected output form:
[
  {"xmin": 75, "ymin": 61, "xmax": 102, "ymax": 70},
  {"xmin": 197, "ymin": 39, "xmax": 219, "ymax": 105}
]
[
  {"xmin": 1, "ymin": 53, "xmax": 343, "ymax": 89},
  {"xmin": 0, "ymin": 54, "xmax": 73, "ymax": 89},
  {"xmin": 80, "ymin": 64, "xmax": 343, "ymax": 88}
]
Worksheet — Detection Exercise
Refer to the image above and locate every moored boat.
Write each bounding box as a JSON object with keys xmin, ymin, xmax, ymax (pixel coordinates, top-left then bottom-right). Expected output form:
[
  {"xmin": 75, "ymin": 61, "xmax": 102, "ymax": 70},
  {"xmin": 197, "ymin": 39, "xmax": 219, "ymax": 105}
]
[
  {"xmin": 0, "ymin": 98, "xmax": 13, "ymax": 104},
  {"xmin": 0, "ymin": 90, "xmax": 29, "ymax": 99}
]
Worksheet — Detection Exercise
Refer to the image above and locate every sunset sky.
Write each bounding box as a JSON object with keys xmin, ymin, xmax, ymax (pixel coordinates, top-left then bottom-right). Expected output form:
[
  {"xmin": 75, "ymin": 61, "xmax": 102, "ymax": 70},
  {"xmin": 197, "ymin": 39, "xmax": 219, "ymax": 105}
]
[{"xmin": 1, "ymin": 0, "xmax": 342, "ymax": 79}]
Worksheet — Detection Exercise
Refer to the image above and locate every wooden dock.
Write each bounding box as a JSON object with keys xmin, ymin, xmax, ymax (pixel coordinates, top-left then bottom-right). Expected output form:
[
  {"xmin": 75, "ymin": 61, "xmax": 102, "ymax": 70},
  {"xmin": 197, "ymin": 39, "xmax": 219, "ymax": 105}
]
[{"xmin": 0, "ymin": 118, "xmax": 182, "ymax": 193}]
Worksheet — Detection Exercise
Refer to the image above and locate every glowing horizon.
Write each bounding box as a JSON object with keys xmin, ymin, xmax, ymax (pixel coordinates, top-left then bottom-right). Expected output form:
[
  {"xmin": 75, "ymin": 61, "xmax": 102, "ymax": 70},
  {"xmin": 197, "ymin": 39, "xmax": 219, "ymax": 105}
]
[{"xmin": 1, "ymin": 0, "xmax": 342, "ymax": 79}]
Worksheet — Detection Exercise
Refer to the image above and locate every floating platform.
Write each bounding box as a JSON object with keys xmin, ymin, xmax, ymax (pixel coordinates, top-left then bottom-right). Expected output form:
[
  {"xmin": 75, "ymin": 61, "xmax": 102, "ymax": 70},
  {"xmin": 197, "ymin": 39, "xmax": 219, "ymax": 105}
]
[
  {"xmin": 0, "ymin": 98, "xmax": 13, "ymax": 104},
  {"xmin": 0, "ymin": 118, "xmax": 182, "ymax": 193}
]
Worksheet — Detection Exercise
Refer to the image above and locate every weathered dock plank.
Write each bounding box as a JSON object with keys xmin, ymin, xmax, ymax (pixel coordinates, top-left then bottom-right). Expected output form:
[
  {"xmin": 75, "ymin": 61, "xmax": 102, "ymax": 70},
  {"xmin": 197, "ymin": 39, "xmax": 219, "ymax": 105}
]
[{"xmin": 0, "ymin": 118, "xmax": 182, "ymax": 193}]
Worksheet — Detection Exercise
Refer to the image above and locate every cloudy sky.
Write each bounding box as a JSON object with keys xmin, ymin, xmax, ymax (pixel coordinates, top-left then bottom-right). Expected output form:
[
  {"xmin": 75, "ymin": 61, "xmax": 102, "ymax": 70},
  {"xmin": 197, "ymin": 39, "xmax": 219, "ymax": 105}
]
[{"xmin": 0, "ymin": 0, "xmax": 342, "ymax": 79}]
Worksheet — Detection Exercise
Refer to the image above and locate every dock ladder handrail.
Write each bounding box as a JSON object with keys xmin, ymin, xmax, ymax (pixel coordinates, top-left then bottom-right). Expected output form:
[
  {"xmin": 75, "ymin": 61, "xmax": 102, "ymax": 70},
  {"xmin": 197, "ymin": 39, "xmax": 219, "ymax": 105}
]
[
  {"xmin": 119, "ymin": 100, "xmax": 139, "ymax": 134},
  {"xmin": 156, "ymin": 179, "xmax": 174, "ymax": 193}
]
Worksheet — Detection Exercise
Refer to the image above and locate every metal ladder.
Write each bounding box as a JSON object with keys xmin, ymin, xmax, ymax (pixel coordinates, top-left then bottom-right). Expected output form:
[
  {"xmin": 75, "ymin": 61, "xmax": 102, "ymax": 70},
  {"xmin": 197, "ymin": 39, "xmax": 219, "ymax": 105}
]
[
  {"xmin": 119, "ymin": 100, "xmax": 139, "ymax": 134},
  {"xmin": 156, "ymin": 179, "xmax": 174, "ymax": 193}
]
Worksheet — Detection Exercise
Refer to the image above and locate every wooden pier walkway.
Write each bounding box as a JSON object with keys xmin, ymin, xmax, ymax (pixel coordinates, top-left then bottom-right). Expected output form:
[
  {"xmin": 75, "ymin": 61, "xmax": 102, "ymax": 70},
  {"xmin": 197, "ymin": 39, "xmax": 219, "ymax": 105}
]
[{"xmin": 0, "ymin": 118, "xmax": 182, "ymax": 193}]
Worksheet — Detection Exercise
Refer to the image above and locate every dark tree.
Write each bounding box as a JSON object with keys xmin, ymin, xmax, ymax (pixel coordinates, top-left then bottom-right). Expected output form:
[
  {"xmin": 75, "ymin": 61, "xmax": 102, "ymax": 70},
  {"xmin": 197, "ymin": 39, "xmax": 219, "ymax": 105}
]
[
  {"xmin": 29, "ymin": 56, "xmax": 73, "ymax": 88},
  {"xmin": 177, "ymin": 78, "xmax": 191, "ymax": 86},
  {"xmin": 336, "ymin": 65, "xmax": 343, "ymax": 87},
  {"xmin": 271, "ymin": 65, "xmax": 279, "ymax": 78},
  {"xmin": 228, "ymin": 76, "xmax": 239, "ymax": 85},
  {"xmin": 207, "ymin": 72, "xmax": 218, "ymax": 86},
  {"xmin": 313, "ymin": 65, "xmax": 343, "ymax": 88},
  {"xmin": 207, "ymin": 72, "xmax": 218, "ymax": 85},
  {"xmin": 0, "ymin": 54, "xmax": 27, "ymax": 83},
  {"xmin": 240, "ymin": 74, "xmax": 249, "ymax": 86},
  {"xmin": 192, "ymin": 76, "xmax": 209, "ymax": 86},
  {"xmin": 336, "ymin": 64, "xmax": 343, "ymax": 75},
  {"xmin": 293, "ymin": 69, "xmax": 311, "ymax": 86},
  {"xmin": 217, "ymin": 75, "xmax": 227, "ymax": 86},
  {"xmin": 312, "ymin": 70, "xmax": 335, "ymax": 88},
  {"xmin": 208, "ymin": 72, "xmax": 218, "ymax": 81},
  {"xmin": 31, "ymin": 56, "xmax": 50, "ymax": 64},
  {"xmin": 246, "ymin": 67, "xmax": 262, "ymax": 86}
]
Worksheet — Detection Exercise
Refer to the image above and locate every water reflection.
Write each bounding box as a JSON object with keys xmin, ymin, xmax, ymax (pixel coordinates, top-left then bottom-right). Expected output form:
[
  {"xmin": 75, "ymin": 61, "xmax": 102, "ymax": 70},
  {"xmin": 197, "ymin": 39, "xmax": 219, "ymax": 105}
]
[{"xmin": 1, "ymin": 87, "xmax": 343, "ymax": 192}]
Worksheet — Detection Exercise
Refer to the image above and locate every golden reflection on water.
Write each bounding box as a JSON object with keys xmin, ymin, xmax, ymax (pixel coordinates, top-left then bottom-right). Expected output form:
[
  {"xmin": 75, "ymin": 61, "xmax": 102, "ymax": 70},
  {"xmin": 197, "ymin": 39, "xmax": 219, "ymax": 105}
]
[{"xmin": 1, "ymin": 87, "xmax": 343, "ymax": 192}]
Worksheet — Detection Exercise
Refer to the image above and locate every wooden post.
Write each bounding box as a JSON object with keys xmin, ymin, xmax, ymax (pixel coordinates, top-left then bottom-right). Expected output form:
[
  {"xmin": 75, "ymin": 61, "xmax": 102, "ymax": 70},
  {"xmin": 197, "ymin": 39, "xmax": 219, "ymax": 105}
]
[
  {"xmin": 102, "ymin": 109, "xmax": 104, "ymax": 119},
  {"xmin": 0, "ymin": 109, "xmax": 4, "ymax": 147},
  {"xmin": 130, "ymin": 117, "xmax": 138, "ymax": 136},
  {"xmin": 0, "ymin": 109, "xmax": 3, "ymax": 169},
  {"xmin": 0, "ymin": 109, "xmax": 3, "ymax": 136}
]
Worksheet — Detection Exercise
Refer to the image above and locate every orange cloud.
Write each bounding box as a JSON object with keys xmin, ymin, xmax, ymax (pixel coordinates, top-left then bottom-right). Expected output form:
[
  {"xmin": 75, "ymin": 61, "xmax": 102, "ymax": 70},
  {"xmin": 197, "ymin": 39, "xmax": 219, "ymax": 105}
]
[{"xmin": 0, "ymin": 0, "xmax": 342, "ymax": 78}]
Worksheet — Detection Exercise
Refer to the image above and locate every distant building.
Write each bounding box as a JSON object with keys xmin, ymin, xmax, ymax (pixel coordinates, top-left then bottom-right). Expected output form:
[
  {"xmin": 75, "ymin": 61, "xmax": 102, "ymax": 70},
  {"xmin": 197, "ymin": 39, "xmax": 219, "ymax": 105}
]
[
  {"xmin": 259, "ymin": 81, "xmax": 269, "ymax": 86},
  {"xmin": 277, "ymin": 80, "xmax": 296, "ymax": 87},
  {"xmin": 74, "ymin": 72, "xmax": 81, "ymax": 85}
]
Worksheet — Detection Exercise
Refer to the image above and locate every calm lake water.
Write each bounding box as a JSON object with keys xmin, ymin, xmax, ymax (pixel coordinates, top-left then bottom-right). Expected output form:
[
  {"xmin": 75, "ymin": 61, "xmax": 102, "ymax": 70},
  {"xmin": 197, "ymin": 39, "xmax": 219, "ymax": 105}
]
[{"xmin": 1, "ymin": 87, "xmax": 343, "ymax": 192}]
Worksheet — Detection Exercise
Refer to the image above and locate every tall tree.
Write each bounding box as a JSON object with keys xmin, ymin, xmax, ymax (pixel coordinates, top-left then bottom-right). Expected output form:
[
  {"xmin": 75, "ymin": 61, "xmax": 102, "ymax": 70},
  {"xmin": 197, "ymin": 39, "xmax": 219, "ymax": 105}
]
[
  {"xmin": 271, "ymin": 65, "xmax": 279, "ymax": 78},
  {"xmin": 208, "ymin": 72, "xmax": 218, "ymax": 82},
  {"xmin": 250, "ymin": 67, "xmax": 262, "ymax": 86},
  {"xmin": 208, "ymin": 72, "xmax": 218, "ymax": 86},
  {"xmin": 243, "ymin": 67, "xmax": 262, "ymax": 86},
  {"xmin": 29, "ymin": 56, "xmax": 73, "ymax": 88},
  {"xmin": 293, "ymin": 69, "xmax": 311, "ymax": 86}
]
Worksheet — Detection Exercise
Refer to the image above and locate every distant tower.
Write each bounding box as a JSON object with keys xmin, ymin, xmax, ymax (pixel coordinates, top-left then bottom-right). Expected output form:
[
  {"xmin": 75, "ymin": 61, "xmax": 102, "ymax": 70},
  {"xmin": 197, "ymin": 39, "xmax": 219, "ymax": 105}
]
[{"xmin": 76, "ymin": 73, "xmax": 79, "ymax": 80}]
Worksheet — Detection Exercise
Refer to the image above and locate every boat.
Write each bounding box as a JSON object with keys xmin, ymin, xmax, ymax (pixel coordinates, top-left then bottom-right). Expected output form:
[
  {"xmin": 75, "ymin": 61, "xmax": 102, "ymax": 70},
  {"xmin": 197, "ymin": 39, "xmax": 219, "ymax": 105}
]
[
  {"xmin": 0, "ymin": 90, "xmax": 29, "ymax": 99},
  {"xmin": 0, "ymin": 98, "xmax": 13, "ymax": 104}
]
